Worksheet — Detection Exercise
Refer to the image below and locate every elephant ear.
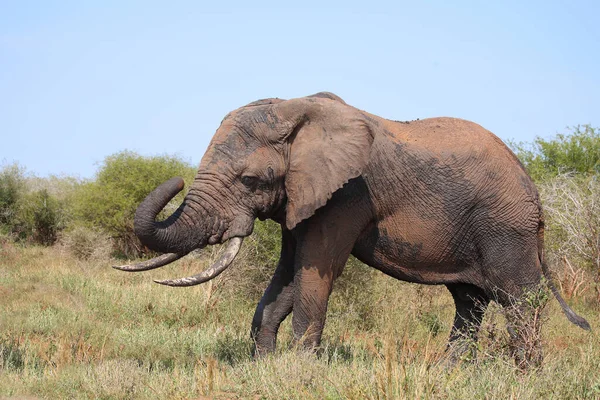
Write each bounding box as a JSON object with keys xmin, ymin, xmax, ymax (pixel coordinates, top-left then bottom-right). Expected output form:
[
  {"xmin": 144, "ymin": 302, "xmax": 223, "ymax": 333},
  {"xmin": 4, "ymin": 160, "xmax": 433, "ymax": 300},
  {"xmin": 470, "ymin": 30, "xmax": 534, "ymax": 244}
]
[{"xmin": 273, "ymin": 96, "xmax": 375, "ymax": 230}]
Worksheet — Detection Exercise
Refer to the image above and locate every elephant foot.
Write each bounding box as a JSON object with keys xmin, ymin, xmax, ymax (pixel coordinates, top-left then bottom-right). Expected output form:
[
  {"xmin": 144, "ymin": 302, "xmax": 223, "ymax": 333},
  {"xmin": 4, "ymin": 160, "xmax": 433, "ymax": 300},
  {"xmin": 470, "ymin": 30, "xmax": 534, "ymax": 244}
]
[
  {"xmin": 288, "ymin": 333, "xmax": 323, "ymax": 357},
  {"xmin": 252, "ymin": 345, "xmax": 274, "ymax": 359},
  {"xmin": 251, "ymin": 329, "xmax": 278, "ymax": 359},
  {"xmin": 252, "ymin": 343, "xmax": 277, "ymax": 359}
]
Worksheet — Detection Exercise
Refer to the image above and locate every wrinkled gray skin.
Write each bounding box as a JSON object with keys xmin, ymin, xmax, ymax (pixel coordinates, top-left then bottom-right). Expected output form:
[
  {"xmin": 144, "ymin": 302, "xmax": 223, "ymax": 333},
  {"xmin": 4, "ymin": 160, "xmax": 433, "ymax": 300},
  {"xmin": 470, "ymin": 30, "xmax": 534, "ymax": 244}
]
[{"xmin": 126, "ymin": 92, "xmax": 590, "ymax": 368}]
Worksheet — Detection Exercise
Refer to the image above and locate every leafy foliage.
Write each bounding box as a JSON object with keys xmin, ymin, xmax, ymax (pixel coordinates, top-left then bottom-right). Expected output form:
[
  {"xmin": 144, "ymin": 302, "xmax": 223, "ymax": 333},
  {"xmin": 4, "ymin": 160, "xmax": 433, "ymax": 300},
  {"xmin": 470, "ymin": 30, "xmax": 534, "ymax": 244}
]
[
  {"xmin": 0, "ymin": 164, "xmax": 67, "ymax": 245},
  {"xmin": 510, "ymin": 125, "xmax": 600, "ymax": 302},
  {"xmin": 539, "ymin": 175, "xmax": 600, "ymax": 300},
  {"xmin": 19, "ymin": 189, "xmax": 64, "ymax": 245},
  {"xmin": 61, "ymin": 225, "xmax": 113, "ymax": 261},
  {"xmin": 510, "ymin": 125, "xmax": 600, "ymax": 181},
  {"xmin": 211, "ymin": 219, "xmax": 282, "ymax": 301},
  {"xmin": 71, "ymin": 151, "xmax": 196, "ymax": 258},
  {"xmin": 0, "ymin": 163, "xmax": 26, "ymax": 230}
]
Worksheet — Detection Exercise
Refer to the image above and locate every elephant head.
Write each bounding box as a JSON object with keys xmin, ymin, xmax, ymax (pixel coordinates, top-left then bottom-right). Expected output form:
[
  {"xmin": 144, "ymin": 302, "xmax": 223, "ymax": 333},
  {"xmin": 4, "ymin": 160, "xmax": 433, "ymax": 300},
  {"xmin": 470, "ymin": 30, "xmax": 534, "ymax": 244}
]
[{"xmin": 114, "ymin": 92, "xmax": 375, "ymax": 285}]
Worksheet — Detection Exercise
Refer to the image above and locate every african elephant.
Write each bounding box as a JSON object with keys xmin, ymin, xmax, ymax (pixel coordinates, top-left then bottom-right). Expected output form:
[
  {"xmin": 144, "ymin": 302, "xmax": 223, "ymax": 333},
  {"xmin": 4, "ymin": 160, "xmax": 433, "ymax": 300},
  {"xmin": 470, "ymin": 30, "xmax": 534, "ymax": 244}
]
[{"xmin": 115, "ymin": 92, "xmax": 589, "ymax": 366}]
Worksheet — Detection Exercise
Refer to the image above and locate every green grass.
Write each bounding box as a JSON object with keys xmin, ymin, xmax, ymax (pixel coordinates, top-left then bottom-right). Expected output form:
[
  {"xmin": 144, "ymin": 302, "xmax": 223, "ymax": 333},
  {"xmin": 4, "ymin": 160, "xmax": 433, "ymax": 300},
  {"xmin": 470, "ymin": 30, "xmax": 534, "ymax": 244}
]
[{"xmin": 1, "ymin": 242, "xmax": 599, "ymax": 399}]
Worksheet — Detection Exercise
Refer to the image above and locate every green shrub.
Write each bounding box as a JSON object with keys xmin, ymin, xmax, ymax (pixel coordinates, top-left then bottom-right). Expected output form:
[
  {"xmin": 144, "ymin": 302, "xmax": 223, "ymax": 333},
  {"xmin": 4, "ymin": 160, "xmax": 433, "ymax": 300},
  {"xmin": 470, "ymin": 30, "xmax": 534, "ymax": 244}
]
[
  {"xmin": 215, "ymin": 220, "xmax": 282, "ymax": 301},
  {"xmin": 0, "ymin": 164, "xmax": 68, "ymax": 245},
  {"xmin": 0, "ymin": 163, "xmax": 26, "ymax": 231},
  {"xmin": 511, "ymin": 125, "xmax": 600, "ymax": 302},
  {"xmin": 19, "ymin": 189, "xmax": 65, "ymax": 245},
  {"xmin": 510, "ymin": 125, "xmax": 600, "ymax": 182},
  {"xmin": 329, "ymin": 256, "xmax": 380, "ymax": 331},
  {"xmin": 61, "ymin": 225, "xmax": 113, "ymax": 261},
  {"xmin": 70, "ymin": 151, "xmax": 196, "ymax": 258}
]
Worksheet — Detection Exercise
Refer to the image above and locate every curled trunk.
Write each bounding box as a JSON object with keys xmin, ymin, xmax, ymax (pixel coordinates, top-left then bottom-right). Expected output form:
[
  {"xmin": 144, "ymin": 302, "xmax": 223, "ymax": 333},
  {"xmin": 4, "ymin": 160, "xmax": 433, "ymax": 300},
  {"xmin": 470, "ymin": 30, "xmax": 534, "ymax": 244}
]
[
  {"xmin": 121, "ymin": 177, "xmax": 245, "ymax": 286},
  {"xmin": 134, "ymin": 177, "xmax": 206, "ymax": 254}
]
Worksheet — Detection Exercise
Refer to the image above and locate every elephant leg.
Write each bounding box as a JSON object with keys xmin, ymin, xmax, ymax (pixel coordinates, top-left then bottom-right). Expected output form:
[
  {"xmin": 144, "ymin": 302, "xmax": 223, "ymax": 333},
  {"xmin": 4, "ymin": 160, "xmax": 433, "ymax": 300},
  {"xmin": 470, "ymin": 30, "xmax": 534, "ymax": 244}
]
[
  {"xmin": 290, "ymin": 221, "xmax": 358, "ymax": 352},
  {"xmin": 446, "ymin": 283, "xmax": 489, "ymax": 363},
  {"xmin": 501, "ymin": 293, "xmax": 544, "ymax": 369},
  {"xmin": 483, "ymin": 244, "xmax": 544, "ymax": 369},
  {"xmin": 291, "ymin": 262, "xmax": 337, "ymax": 351},
  {"xmin": 251, "ymin": 229, "xmax": 296, "ymax": 357},
  {"xmin": 285, "ymin": 180, "xmax": 371, "ymax": 352}
]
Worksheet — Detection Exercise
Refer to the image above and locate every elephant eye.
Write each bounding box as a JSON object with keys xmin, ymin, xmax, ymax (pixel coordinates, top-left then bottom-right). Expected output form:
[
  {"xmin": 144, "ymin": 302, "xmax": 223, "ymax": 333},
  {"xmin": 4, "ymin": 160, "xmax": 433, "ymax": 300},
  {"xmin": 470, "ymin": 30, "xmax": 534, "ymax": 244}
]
[{"xmin": 241, "ymin": 175, "xmax": 259, "ymax": 188}]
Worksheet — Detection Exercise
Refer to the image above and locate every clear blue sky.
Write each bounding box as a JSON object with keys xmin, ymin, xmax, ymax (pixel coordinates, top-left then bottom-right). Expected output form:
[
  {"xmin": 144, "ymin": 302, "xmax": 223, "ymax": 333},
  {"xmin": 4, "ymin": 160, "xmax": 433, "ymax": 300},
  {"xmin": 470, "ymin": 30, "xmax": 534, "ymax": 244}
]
[{"xmin": 1, "ymin": 1, "xmax": 599, "ymax": 178}]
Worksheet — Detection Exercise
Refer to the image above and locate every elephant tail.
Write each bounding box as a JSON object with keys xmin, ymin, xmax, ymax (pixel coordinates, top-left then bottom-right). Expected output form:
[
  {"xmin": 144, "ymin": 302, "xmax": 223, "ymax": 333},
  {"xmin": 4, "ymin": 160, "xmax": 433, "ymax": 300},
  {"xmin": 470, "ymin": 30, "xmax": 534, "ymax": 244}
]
[{"xmin": 538, "ymin": 218, "xmax": 591, "ymax": 330}]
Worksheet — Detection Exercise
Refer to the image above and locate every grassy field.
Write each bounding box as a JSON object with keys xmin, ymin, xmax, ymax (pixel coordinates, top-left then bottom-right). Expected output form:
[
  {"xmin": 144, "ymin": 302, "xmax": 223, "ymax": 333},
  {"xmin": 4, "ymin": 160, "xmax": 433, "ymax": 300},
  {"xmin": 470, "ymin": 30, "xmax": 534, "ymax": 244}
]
[{"xmin": 1, "ymin": 240, "xmax": 599, "ymax": 399}]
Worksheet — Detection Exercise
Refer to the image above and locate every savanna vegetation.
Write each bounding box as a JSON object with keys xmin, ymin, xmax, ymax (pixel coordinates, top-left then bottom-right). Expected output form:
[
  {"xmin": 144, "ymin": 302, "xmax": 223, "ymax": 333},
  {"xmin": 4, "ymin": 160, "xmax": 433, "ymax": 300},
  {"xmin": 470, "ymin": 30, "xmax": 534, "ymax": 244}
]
[{"xmin": 1, "ymin": 128, "xmax": 600, "ymax": 399}]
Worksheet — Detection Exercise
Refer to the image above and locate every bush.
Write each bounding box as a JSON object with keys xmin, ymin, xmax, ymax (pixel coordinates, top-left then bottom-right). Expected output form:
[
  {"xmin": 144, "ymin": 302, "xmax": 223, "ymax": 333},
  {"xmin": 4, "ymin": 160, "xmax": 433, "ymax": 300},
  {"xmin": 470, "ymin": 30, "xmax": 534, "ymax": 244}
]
[
  {"xmin": 216, "ymin": 220, "xmax": 282, "ymax": 301},
  {"xmin": 19, "ymin": 189, "xmax": 64, "ymax": 245},
  {"xmin": 61, "ymin": 225, "xmax": 113, "ymax": 261},
  {"xmin": 328, "ymin": 256, "xmax": 380, "ymax": 331},
  {"xmin": 0, "ymin": 164, "xmax": 68, "ymax": 245},
  {"xmin": 539, "ymin": 175, "xmax": 600, "ymax": 301},
  {"xmin": 70, "ymin": 151, "xmax": 196, "ymax": 258},
  {"xmin": 511, "ymin": 126, "xmax": 600, "ymax": 303},
  {"xmin": 0, "ymin": 163, "xmax": 26, "ymax": 230},
  {"xmin": 510, "ymin": 125, "xmax": 600, "ymax": 182}
]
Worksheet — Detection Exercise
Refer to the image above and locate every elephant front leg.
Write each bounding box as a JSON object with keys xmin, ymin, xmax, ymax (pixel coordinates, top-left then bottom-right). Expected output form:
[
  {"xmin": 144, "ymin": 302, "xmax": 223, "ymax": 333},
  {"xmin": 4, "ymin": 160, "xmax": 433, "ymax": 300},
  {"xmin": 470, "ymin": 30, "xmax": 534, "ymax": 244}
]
[
  {"xmin": 291, "ymin": 264, "xmax": 336, "ymax": 351},
  {"xmin": 251, "ymin": 264, "xmax": 295, "ymax": 356},
  {"xmin": 287, "ymin": 190, "xmax": 368, "ymax": 352},
  {"xmin": 290, "ymin": 223, "xmax": 353, "ymax": 351},
  {"xmin": 251, "ymin": 229, "xmax": 296, "ymax": 357}
]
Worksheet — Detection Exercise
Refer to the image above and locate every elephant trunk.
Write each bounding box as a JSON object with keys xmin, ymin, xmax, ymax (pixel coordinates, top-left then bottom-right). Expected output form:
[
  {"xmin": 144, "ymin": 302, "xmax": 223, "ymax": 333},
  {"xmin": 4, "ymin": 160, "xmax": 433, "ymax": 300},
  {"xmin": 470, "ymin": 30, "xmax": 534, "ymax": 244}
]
[
  {"xmin": 134, "ymin": 177, "xmax": 207, "ymax": 255},
  {"xmin": 116, "ymin": 177, "xmax": 244, "ymax": 284}
]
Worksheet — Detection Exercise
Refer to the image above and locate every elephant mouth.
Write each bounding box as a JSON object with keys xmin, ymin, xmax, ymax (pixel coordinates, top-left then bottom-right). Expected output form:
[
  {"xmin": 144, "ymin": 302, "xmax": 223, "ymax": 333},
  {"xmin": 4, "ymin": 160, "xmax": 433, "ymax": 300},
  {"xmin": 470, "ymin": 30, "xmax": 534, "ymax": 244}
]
[{"xmin": 113, "ymin": 236, "xmax": 244, "ymax": 287}]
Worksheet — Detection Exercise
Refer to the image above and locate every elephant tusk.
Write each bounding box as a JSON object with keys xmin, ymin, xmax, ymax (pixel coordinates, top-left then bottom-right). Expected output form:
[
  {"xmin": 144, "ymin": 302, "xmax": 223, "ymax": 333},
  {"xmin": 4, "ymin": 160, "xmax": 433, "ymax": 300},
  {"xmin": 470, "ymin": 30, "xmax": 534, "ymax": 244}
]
[
  {"xmin": 153, "ymin": 237, "xmax": 244, "ymax": 287},
  {"xmin": 113, "ymin": 252, "xmax": 185, "ymax": 272}
]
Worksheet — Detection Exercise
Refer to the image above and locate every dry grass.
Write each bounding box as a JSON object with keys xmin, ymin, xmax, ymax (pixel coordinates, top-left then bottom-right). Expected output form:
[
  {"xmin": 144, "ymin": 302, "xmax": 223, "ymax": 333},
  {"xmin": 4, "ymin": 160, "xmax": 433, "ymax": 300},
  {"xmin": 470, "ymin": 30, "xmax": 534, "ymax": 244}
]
[{"xmin": 1, "ymin": 242, "xmax": 599, "ymax": 399}]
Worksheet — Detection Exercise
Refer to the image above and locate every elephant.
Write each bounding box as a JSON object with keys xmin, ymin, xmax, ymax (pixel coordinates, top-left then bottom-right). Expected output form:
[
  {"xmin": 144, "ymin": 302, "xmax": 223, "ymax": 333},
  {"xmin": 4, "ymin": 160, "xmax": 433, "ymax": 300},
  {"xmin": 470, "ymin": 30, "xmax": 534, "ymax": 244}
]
[{"xmin": 114, "ymin": 92, "xmax": 589, "ymax": 367}]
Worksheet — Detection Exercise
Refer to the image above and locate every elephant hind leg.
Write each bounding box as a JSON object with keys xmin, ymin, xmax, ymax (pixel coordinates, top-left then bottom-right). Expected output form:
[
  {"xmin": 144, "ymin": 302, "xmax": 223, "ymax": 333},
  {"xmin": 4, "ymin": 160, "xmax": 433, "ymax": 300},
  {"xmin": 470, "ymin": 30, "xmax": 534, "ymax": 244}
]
[
  {"xmin": 503, "ymin": 302, "xmax": 544, "ymax": 370},
  {"xmin": 494, "ymin": 283, "xmax": 546, "ymax": 369},
  {"xmin": 482, "ymin": 245, "xmax": 545, "ymax": 369},
  {"xmin": 446, "ymin": 283, "xmax": 490, "ymax": 363}
]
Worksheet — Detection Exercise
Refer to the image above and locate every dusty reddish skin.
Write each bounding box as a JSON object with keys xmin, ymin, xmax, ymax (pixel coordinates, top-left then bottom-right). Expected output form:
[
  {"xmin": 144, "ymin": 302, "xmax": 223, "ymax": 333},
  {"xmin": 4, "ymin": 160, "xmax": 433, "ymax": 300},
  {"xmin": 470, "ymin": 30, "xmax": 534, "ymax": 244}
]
[{"xmin": 133, "ymin": 92, "xmax": 589, "ymax": 367}]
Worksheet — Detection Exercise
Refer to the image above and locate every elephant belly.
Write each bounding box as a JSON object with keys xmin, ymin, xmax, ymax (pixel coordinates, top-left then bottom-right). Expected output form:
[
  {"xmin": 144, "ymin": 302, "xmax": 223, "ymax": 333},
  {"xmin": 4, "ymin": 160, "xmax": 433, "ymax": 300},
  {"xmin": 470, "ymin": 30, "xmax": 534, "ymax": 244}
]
[{"xmin": 351, "ymin": 218, "xmax": 475, "ymax": 285}]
